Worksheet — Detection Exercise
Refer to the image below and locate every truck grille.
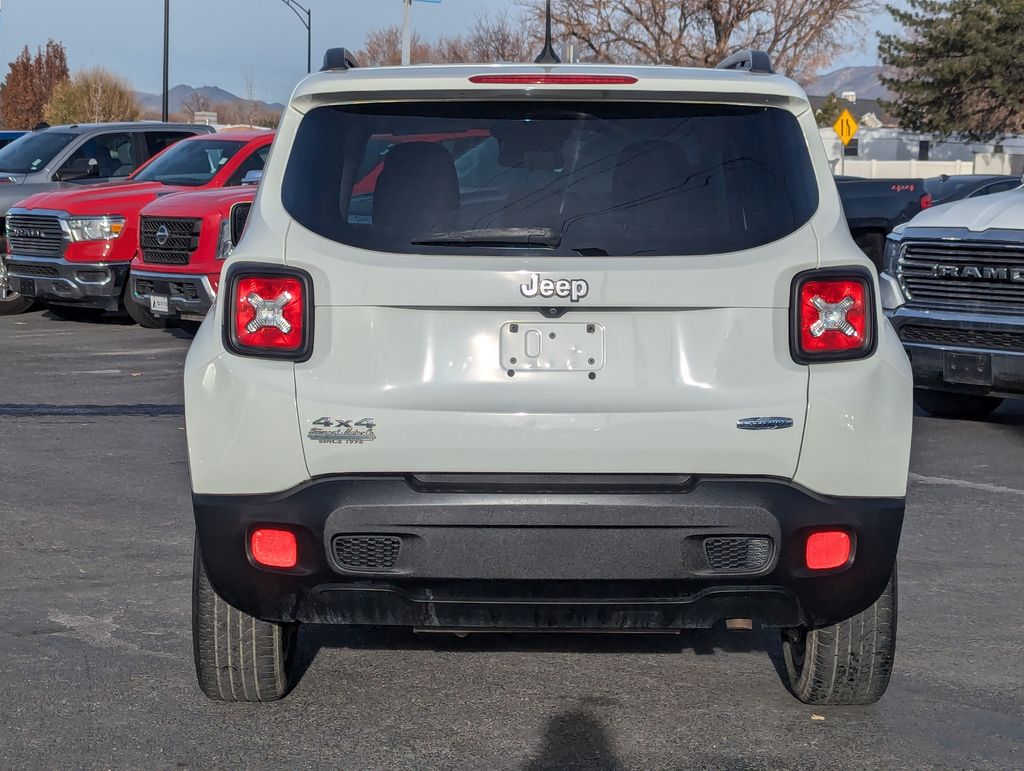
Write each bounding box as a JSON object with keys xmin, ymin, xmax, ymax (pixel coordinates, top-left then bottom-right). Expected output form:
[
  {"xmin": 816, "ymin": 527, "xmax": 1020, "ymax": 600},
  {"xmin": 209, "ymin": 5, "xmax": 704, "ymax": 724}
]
[
  {"xmin": 140, "ymin": 217, "xmax": 201, "ymax": 265},
  {"xmin": 6, "ymin": 214, "xmax": 65, "ymax": 258},
  {"xmin": 332, "ymin": 535, "xmax": 402, "ymax": 571},
  {"xmin": 900, "ymin": 324, "xmax": 1024, "ymax": 353},
  {"xmin": 704, "ymin": 537, "xmax": 772, "ymax": 572},
  {"xmin": 898, "ymin": 240, "xmax": 1024, "ymax": 315}
]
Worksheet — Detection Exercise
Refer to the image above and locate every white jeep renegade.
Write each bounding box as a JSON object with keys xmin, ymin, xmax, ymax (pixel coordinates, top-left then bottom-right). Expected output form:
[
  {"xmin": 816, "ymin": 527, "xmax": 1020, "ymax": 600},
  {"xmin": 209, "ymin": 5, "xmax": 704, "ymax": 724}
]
[{"xmin": 185, "ymin": 49, "xmax": 913, "ymax": 705}]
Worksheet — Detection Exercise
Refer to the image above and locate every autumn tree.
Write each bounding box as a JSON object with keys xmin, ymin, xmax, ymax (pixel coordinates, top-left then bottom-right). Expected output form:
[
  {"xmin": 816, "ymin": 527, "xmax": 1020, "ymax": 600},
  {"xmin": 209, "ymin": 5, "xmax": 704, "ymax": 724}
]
[
  {"xmin": 43, "ymin": 68, "xmax": 139, "ymax": 124},
  {"xmin": 0, "ymin": 40, "xmax": 70, "ymax": 129},
  {"xmin": 520, "ymin": 0, "xmax": 880, "ymax": 79},
  {"xmin": 879, "ymin": 0, "xmax": 1024, "ymax": 141}
]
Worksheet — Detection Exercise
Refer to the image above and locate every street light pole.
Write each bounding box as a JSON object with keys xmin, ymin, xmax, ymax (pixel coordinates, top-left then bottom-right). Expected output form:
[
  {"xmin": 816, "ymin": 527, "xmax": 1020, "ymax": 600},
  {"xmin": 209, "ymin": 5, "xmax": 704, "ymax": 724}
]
[
  {"xmin": 162, "ymin": 0, "xmax": 170, "ymax": 122},
  {"xmin": 401, "ymin": 0, "xmax": 411, "ymax": 66},
  {"xmin": 280, "ymin": 0, "xmax": 313, "ymax": 74}
]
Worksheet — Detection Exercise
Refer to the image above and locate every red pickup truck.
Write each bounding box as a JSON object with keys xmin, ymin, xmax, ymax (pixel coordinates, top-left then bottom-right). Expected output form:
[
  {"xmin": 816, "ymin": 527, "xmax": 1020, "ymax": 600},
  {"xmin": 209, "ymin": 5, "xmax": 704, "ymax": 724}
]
[
  {"xmin": 128, "ymin": 185, "xmax": 255, "ymax": 329},
  {"xmin": 5, "ymin": 130, "xmax": 272, "ymax": 321}
]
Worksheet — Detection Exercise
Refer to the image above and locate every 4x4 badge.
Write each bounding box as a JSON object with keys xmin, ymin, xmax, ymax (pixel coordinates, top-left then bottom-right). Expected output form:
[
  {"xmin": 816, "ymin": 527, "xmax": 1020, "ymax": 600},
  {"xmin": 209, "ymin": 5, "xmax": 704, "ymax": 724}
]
[
  {"xmin": 520, "ymin": 273, "xmax": 589, "ymax": 303},
  {"xmin": 308, "ymin": 417, "xmax": 376, "ymax": 444}
]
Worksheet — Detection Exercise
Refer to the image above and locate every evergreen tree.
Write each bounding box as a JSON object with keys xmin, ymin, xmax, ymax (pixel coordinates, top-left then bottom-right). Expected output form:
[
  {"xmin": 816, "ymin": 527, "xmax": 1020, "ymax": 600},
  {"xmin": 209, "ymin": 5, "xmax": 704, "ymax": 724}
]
[
  {"xmin": 0, "ymin": 40, "xmax": 69, "ymax": 129},
  {"xmin": 815, "ymin": 93, "xmax": 845, "ymax": 128},
  {"xmin": 879, "ymin": 0, "xmax": 1024, "ymax": 140}
]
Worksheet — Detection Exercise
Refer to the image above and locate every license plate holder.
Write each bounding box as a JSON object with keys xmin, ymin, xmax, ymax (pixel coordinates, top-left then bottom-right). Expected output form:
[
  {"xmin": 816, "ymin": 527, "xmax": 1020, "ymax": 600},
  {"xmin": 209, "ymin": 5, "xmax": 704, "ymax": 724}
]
[
  {"xmin": 943, "ymin": 351, "xmax": 992, "ymax": 385},
  {"xmin": 17, "ymin": 278, "xmax": 36, "ymax": 296},
  {"xmin": 150, "ymin": 295, "xmax": 170, "ymax": 314},
  {"xmin": 500, "ymin": 321, "xmax": 604, "ymax": 372}
]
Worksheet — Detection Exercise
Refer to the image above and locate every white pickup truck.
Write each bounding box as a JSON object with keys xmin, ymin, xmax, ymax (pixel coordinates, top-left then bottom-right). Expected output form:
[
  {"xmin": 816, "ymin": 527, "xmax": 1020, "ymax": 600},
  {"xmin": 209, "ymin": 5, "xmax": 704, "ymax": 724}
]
[{"xmin": 882, "ymin": 190, "xmax": 1024, "ymax": 418}]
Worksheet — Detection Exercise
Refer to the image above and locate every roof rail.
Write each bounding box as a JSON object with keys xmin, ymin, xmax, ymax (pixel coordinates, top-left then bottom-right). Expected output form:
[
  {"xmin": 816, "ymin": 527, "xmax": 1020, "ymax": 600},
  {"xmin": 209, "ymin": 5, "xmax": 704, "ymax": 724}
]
[
  {"xmin": 321, "ymin": 48, "xmax": 359, "ymax": 72},
  {"xmin": 715, "ymin": 50, "xmax": 774, "ymax": 74}
]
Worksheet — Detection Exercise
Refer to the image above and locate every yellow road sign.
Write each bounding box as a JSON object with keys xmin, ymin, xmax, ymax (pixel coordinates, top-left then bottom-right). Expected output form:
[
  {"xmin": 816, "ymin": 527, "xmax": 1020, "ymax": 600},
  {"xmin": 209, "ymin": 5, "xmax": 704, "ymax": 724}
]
[{"xmin": 833, "ymin": 109, "xmax": 859, "ymax": 146}]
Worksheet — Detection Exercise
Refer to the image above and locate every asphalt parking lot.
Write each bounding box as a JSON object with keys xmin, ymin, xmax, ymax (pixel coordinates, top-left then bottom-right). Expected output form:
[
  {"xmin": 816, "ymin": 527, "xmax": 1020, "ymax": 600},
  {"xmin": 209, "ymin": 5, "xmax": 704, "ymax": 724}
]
[{"xmin": 1, "ymin": 307, "xmax": 1022, "ymax": 770}]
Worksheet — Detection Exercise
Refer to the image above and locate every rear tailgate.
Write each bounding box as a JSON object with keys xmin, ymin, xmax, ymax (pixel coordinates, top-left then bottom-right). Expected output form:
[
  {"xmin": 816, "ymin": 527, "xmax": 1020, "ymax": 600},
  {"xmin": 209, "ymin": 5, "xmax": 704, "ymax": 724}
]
[{"xmin": 279, "ymin": 94, "xmax": 821, "ymax": 478}]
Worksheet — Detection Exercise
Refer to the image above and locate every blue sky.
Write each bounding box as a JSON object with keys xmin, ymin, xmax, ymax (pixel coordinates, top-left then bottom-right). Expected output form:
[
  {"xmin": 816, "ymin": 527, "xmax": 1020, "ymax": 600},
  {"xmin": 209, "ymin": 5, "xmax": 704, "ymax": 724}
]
[{"xmin": 0, "ymin": 0, "xmax": 895, "ymax": 102}]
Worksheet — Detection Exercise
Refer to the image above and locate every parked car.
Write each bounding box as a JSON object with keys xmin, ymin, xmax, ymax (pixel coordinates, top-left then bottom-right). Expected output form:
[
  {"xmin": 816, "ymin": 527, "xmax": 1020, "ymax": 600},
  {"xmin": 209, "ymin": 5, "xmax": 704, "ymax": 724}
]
[
  {"xmin": 0, "ymin": 122, "xmax": 214, "ymax": 314},
  {"xmin": 185, "ymin": 49, "xmax": 912, "ymax": 706},
  {"xmin": 128, "ymin": 182, "xmax": 257, "ymax": 330},
  {"xmin": 4, "ymin": 131, "xmax": 272, "ymax": 321},
  {"xmin": 0, "ymin": 130, "xmax": 27, "ymax": 150},
  {"xmin": 882, "ymin": 187, "xmax": 1024, "ymax": 418},
  {"xmin": 923, "ymin": 174, "xmax": 1021, "ymax": 206},
  {"xmin": 835, "ymin": 176, "xmax": 931, "ymax": 267}
]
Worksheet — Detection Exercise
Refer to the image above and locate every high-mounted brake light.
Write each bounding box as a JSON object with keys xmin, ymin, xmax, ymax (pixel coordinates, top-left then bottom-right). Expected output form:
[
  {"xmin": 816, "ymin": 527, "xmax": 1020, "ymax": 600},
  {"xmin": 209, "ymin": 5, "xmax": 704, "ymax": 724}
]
[
  {"xmin": 224, "ymin": 265, "xmax": 313, "ymax": 361},
  {"xmin": 468, "ymin": 74, "xmax": 638, "ymax": 86},
  {"xmin": 250, "ymin": 528, "xmax": 298, "ymax": 569},
  {"xmin": 791, "ymin": 270, "xmax": 875, "ymax": 363},
  {"xmin": 805, "ymin": 530, "xmax": 852, "ymax": 570}
]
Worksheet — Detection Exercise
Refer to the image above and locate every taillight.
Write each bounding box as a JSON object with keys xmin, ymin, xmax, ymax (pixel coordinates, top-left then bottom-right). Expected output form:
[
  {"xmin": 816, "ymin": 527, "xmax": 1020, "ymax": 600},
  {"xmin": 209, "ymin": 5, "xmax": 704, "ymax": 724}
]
[
  {"xmin": 223, "ymin": 264, "xmax": 313, "ymax": 361},
  {"xmin": 919, "ymin": 193, "xmax": 933, "ymax": 209},
  {"xmin": 791, "ymin": 269, "xmax": 876, "ymax": 363}
]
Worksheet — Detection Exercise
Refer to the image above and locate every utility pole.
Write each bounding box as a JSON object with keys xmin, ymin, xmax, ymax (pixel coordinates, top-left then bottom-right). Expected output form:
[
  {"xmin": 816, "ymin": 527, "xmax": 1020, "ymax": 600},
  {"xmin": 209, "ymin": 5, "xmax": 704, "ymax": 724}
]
[
  {"xmin": 162, "ymin": 0, "xmax": 170, "ymax": 122},
  {"xmin": 401, "ymin": 0, "xmax": 412, "ymax": 66}
]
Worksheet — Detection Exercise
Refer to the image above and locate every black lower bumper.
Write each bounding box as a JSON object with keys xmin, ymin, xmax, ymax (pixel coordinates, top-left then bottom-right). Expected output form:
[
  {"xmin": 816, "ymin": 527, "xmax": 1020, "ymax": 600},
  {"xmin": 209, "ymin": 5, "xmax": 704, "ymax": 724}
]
[
  {"xmin": 887, "ymin": 307, "xmax": 1024, "ymax": 397},
  {"xmin": 6, "ymin": 255, "xmax": 127, "ymax": 311},
  {"xmin": 130, "ymin": 270, "xmax": 215, "ymax": 321},
  {"xmin": 193, "ymin": 476, "xmax": 904, "ymax": 631}
]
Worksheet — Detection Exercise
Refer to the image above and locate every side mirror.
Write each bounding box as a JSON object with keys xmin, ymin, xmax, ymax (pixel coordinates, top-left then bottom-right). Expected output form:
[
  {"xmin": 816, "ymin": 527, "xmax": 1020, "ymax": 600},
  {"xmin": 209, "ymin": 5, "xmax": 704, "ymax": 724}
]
[
  {"xmin": 241, "ymin": 169, "xmax": 263, "ymax": 186},
  {"xmin": 229, "ymin": 202, "xmax": 253, "ymax": 246},
  {"xmin": 55, "ymin": 157, "xmax": 99, "ymax": 182}
]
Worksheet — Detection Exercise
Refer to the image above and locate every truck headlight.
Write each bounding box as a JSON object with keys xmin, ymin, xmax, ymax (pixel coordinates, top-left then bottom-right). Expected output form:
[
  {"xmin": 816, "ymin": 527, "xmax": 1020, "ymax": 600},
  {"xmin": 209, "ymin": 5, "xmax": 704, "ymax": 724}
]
[
  {"xmin": 883, "ymin": 233, "xmax": 902, "ymax": 273},
  {"xmin": 63, "ymin": 216, "xmax": 126, "ymax": 242},
  {"xmin": 216, "ymin": 217, "xmax": 234, "ymax": 260}
]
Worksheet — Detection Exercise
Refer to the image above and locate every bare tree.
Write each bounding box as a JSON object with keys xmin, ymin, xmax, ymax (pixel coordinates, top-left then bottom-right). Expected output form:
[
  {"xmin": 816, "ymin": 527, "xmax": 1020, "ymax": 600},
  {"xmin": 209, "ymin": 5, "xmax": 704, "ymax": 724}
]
[
  {"xmin": 359, "ymin": 11, "xmax": 534, "ymax": 66},
  {"xmin": 520, "ymin": 0, "xmax": 880, "ymax": 79},
  {"xmin": 465, "ymin": 11, "xmax": 533, "ymax": 63},
  {"xmin": 181, "ymin": 91, "xmax": 210, "ymax": 122}
]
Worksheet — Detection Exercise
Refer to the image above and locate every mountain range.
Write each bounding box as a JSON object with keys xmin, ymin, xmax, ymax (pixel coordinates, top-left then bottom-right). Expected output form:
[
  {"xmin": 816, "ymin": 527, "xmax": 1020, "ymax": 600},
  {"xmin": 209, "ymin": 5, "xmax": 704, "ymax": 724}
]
[
  {"xmin": 805, "ymin": 66, "xmax": 893, "ymax": 101},
  {"xmin": 134, "ymin": 85, "xmax": 285, "ymax": 116}
]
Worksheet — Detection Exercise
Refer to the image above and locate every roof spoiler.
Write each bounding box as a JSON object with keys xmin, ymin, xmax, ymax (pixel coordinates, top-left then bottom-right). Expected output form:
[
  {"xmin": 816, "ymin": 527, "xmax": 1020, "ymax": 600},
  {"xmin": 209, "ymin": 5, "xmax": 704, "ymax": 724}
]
[
  {"xmin": 715, "ymin": 50, "xmax": 774, "ymax": 74},
  {"xmin": 321, "ymin": 48, "xmax": 359, "ymax": 72}
]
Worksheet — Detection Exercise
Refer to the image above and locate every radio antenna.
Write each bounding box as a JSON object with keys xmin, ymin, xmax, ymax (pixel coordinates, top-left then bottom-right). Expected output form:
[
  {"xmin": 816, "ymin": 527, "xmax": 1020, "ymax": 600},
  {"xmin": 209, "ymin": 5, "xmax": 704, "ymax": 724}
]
[{"xmin": 534, "ymin": 0, "xmax": 561, "ymax": 64}]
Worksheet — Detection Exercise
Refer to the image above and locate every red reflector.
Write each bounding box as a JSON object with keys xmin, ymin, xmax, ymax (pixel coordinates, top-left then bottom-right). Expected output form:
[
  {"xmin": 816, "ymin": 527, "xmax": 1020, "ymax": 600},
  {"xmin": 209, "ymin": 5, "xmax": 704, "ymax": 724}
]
[
  {"xmin": 233, "ymin": 275, "xmax": 304, "ymax": 352},
  {"xmin": 798, "ymin": 278, "xmax": 868, "ymax": 354},
  {"xmin": 919, "ymin": 193, "xmax": 933, "ymax": 209},
  {"xmin": 805, "ymin": 531, "xmax": 851, "ymax": 570},
  {"xmin": 468, "ymin": 74, "xmax": 638, "ymax": 85},
  {"xmin": 251, "ymin": 528, "xmax": 297, "ymax": 569}
]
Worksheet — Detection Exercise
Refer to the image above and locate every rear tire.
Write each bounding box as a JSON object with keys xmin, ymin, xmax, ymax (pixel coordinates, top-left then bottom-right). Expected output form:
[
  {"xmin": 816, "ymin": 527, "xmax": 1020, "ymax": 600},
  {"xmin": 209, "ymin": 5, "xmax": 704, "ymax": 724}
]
[
  {"xmin": 781, "ymin": 571, "xmax": 897, "ymax": 706},
  {"xmin": 124, "ymin": 291, "xmax": 167, "ymax": 329},
  {"xmin": 46, "ymin": 305, "xmax": 106, "ymax": 322},
  {"xmin": 192, "ymin": 541, "xmax": 298, "ymax": 702},
  {"xmin": 914, "ymin": 388, "xmax": 1002, "ymax": 420}
]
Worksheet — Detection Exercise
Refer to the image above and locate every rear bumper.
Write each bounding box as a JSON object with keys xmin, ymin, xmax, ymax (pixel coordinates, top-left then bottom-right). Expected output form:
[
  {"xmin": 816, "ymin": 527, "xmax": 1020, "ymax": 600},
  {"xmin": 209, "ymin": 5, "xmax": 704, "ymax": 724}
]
[
  {"xmin": 887, "ymin": 306, "xmax": 1024, "ymax": 397},
  {"xmin": 6, "ymin": 255, "xmax": 127, "ymax": 311},
  {"xmin": 194, "ymin": 475, "xmax": 904, "ymax": 631},
  {"xmin": 130, "ymin": 270, "xmax": 215, "ymax": 320}
]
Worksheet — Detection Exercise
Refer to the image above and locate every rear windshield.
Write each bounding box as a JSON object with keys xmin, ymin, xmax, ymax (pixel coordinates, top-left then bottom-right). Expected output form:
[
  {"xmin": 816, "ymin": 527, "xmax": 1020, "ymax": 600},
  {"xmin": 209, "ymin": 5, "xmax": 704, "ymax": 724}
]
[
  {"xmin": 132, "ymin": 139, "xmax": 245, "ymax": 186},
  {"xmin": 0, "ymin": 131, "xmax": 76, "ymax": 174},
  {"xmin": 282, "ymin": 101, "xmax": 818, "ymax": 256}
]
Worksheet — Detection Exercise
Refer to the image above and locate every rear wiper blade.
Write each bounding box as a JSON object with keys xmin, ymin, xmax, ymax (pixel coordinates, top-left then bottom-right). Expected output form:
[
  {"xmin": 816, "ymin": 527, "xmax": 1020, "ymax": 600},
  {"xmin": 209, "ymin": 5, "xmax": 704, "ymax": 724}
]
[{"xmin": 412, "ymin": 227, "xmax": 561, "ymax": 248}]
